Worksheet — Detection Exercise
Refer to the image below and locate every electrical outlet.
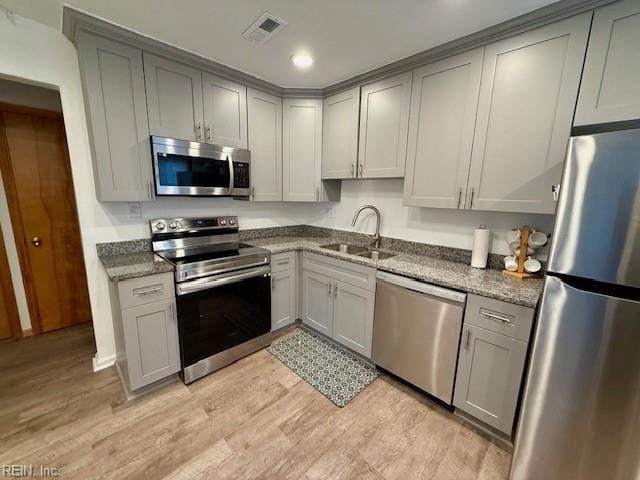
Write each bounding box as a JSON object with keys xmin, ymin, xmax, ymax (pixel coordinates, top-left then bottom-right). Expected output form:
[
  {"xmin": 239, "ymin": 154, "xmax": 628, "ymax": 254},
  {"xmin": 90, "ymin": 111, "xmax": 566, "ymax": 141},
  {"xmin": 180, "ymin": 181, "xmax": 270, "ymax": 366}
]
[{"xmin": 128, "ymin": 202, "xmax": 141, "ymax": 219}]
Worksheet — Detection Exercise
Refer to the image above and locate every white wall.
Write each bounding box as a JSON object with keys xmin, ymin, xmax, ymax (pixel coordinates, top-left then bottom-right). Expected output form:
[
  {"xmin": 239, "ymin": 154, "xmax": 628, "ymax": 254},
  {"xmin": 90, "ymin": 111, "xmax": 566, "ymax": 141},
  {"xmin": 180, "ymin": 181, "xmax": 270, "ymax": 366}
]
[
  {"xmin": 308, "ymin": 179, "xmax": 555, "ymax": 256},
  {"xmin": 0, "ymin": 77, "xmax": 62, "ymax": 111}
]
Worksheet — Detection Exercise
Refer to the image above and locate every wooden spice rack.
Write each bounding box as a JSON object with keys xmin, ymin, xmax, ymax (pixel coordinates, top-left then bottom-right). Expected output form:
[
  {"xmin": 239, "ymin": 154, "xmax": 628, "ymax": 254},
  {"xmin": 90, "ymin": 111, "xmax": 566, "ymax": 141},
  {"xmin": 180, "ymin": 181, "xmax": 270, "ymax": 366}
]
[{"xmin": 503, "ymin": 225, "xmax": 537, "ymax": 280}]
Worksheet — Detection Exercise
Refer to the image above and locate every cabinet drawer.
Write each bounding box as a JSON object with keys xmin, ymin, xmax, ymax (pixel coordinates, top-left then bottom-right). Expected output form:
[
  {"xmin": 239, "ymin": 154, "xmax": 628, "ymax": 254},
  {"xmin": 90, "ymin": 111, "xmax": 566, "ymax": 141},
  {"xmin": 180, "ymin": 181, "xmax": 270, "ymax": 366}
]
[
  {"xmin": 303, "ymin": 252, "xmax": 376, "ymax": 292},
  {"xmin": 465, "ymin": 294, "xmax": 534, "ymax": 342},
  {"xmin": 271, "ymin": 251, "xmax": 296, "ymax": 273},
  {"xmin": 118, "ymin": 272, "xmax": 174, "ymax": 309}
]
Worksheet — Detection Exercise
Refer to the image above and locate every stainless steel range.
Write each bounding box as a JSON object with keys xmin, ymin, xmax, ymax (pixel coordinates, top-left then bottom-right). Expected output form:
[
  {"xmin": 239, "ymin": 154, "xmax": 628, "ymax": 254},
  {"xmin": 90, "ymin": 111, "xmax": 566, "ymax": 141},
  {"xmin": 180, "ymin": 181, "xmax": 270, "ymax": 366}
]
[{"xmin": 151, "ymin": 216, "xmax": 271, "ymax": 384}]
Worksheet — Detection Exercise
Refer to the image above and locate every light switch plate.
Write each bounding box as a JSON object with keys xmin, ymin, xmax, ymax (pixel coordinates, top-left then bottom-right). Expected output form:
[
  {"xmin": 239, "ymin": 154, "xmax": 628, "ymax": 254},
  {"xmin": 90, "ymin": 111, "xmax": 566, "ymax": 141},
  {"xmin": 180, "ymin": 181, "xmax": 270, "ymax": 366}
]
[{"xmin": 128, "ymin": 202, "xmax": 141, "ymax": 219}]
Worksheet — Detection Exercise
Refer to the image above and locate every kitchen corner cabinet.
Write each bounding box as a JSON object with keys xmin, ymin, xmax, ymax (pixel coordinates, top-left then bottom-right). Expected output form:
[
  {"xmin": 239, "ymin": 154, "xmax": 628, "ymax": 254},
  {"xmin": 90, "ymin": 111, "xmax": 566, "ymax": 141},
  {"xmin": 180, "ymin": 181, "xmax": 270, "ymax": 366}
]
[
  {"xmin": 247, "ymin": 88, "xmax": 282, "ymax": 201},
  {"xmin": 271, "ymin": 252, "xmax": 296, "ymax": 330},
  {"xmin": 283, "ymin": 98, "xmax": 339, "ymax": 202},
  {"xmin": 467, "ymin": 13, "xmax": 591, "ymax": 214},
  {"xmin": 302, "ymin": 253, "xmax": 375, "ymax": 358},
  {"xmin": 322, "ymin": 87, "xmax": 360, "ymax": 179},
  {"xmin": 110, "ymin": 272, "xmax": 180, "ymax": 393},
  {"xmin": 403, "ymin": 49, "xmax": 483, "ymax": 209},
  {"xmin": 358, "ymin": 72, "xmax": 412, "ymax": 178},
  {"xmin": 77, "ymin": 32, "xmax": 154, "ymax": 202},
  {"xmin": 143, "ymin": 53, "xmax": 204, "ymax": 142},
  {"xmin": 454, "ymin": 294, "xmax": 534, "ymax": 436},
  {"xmin": 575, "ymin": 0, "xmax": 640, "ymax": 126}
]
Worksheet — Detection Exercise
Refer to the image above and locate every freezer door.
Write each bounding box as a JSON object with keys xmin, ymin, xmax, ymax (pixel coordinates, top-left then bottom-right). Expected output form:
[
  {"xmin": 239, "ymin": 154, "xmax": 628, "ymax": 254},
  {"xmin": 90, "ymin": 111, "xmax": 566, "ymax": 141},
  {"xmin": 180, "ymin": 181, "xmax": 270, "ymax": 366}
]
[
  {"xmin": 548, "ymin": 129, "xmax": 640, "ymax": 288},
  {"xmin": 511, "ymin": 275, "xmax": 640, "ymax": 480}
]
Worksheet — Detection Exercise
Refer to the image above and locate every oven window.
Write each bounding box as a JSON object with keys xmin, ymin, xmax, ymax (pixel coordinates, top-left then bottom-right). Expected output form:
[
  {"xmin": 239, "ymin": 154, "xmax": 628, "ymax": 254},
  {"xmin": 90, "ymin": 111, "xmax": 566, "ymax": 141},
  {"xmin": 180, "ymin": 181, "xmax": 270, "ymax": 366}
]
[
  {"xmin": 176, "ymin": 273, "xmax": 271, "ymax": 367},
  {"xmin": 157, "ymin": 153, "xmax": 230, "ymax": 187}
]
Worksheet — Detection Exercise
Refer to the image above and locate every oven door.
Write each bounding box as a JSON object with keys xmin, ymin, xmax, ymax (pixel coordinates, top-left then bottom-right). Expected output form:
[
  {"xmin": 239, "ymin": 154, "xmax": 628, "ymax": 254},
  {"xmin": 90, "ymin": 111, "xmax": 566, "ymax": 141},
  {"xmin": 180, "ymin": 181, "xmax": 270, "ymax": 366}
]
[{"xmin": 176, "ymin": 265, "xmax": 271, "ymax": 379}]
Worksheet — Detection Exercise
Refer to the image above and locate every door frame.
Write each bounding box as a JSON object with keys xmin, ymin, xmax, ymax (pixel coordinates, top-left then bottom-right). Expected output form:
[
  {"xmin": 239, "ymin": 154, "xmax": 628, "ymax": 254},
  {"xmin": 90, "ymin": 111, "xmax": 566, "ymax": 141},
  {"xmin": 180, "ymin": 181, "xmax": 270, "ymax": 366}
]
[
  {"xmin": 0, "ymin": 225, "xmax": 22, "ymax": 339},
  {"xmin": 0, "ymin": 102, "xmax": 71, "ymax": 335}
]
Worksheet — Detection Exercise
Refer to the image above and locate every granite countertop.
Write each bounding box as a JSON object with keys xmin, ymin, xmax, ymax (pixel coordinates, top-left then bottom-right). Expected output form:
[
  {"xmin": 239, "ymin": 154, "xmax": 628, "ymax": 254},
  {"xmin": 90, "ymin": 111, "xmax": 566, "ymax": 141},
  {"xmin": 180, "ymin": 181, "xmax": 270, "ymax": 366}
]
[
  {"xmin": 98, "ymin": 251, "xmax": 174, "ymax": 281},
  {"xmin": 247, "ymin": 236, "xmax": 543, "ymax": 308}
]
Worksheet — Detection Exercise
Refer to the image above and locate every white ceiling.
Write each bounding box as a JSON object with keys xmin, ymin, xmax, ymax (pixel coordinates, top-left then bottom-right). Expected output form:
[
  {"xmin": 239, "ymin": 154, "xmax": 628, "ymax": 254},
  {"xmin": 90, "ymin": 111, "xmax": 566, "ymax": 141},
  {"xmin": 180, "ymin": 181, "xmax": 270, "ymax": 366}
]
[{"xmin": 2, "ymin": 0, "xmax": 560, "ymax": 88}]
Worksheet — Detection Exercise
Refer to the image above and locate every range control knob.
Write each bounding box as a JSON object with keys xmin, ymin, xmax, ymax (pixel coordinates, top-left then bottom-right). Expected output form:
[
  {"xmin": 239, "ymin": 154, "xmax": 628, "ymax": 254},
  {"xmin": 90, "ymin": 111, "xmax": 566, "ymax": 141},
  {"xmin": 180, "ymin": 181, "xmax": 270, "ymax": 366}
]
[
  {"xmin": 168, "ymin": 221, "xmax": 178, "ymax": 229},
  {"xmin": 155, "ymin": 222, "xmax": 166, "ymax": 231},
  {"xmin": 219, "ymin": 219, "xmax": 227, "ymax": 226},
  {"xmin": 228, "ymin": 218, "xmax": 235, "ymax": 225}
]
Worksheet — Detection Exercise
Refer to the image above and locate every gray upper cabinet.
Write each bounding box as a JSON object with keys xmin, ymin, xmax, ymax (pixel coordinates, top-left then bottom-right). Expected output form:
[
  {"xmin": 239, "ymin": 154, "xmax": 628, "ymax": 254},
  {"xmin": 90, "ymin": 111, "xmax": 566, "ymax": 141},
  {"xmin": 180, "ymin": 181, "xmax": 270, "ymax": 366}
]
[
  {"xmin": 247, "ymin": 88, "xmax": 282, "ymax": 201},
  {"xmin": 358, "ymin": 72, "xmax": 412, "ymax": 178},
  {"xmin": 144, "ymin": 53, "xmax": 204, "ymax": 142},
  {"xmin": 467, "ymin": 13, "xmax": 591, "ymax": 214},
  {"xmin": 575, "ymin": 0, "xmax": 640, "ymax": 126},
  {"xmin": 322, "ymin": 87, "xmax": 360, "ymax": 179},
  {"xmin": 202, "ymin": 73, "xmax": 247, "ymax": 148},
  {"xmin": 78, "ymin": 32, "xmax": 153, "ymax": 202},
  {"xmin": 403, "ymin": 49, "xmax": 483, "ymax": 209}
]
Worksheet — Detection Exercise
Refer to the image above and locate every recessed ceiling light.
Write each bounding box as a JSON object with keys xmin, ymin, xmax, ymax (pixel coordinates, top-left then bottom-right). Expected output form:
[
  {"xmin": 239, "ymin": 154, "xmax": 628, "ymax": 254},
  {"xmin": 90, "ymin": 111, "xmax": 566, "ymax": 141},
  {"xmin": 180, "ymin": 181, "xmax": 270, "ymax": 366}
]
[{"xmin": 291, "ymin": 54, "xmax": 313, "ymax": 69}]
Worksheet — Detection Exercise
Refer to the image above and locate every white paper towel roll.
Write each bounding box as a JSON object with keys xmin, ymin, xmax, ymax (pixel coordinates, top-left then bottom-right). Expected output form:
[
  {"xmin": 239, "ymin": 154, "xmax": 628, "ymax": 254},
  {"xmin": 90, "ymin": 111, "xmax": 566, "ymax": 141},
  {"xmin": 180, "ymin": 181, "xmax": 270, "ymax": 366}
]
[{"xmin": 471, "ymin": 225, "xmax": 490, "ymax": 269}]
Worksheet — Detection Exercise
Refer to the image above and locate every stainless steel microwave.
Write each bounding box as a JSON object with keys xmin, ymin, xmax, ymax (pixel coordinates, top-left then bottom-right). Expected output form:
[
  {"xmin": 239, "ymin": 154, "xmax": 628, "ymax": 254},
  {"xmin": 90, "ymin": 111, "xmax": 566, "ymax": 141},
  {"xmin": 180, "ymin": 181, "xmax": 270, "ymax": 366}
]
[{"xmin": 151, "ymin": 136, "xmax": 250, "ymax": 197}]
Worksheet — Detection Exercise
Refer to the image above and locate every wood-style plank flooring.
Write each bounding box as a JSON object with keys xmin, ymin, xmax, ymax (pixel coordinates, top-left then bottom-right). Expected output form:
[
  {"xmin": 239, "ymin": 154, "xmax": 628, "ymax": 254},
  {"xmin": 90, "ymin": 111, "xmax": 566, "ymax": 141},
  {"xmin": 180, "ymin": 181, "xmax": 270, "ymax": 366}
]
[{"xmin": 0, "ymin": 325, "xmax": 511, "ymax": 479}]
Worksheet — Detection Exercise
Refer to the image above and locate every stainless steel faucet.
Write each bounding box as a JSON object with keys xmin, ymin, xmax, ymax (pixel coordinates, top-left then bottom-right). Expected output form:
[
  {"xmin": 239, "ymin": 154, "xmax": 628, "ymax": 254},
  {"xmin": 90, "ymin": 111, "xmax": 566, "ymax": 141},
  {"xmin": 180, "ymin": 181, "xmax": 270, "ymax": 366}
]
[{"xmin": 351, "ymin": 205, "xmax": 381, "ymax": 249}]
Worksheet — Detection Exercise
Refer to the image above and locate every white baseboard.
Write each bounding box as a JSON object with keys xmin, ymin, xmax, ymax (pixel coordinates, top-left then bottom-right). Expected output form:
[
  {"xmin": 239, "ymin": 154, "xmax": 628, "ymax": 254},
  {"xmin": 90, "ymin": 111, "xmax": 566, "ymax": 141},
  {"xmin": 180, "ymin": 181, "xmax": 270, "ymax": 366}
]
[{"xmin": 92, "ymin": 353, "xmax": 116, "ymax": 372}]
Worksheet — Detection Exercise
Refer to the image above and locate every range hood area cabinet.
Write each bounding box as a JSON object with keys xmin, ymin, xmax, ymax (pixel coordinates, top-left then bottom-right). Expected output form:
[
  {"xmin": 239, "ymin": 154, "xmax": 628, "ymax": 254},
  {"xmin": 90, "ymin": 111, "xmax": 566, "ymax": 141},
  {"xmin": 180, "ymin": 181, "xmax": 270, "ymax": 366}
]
[
  {"xmin": 574, "ymin": 0, "xmax": 640, "ymax": 126},
  {"xmin": 403, "ymin": 13, "xmax": 591, "ymax": 214},
  {"xmin": 143, "ymin": 53, "xmax": 248, "ymax": 148}
]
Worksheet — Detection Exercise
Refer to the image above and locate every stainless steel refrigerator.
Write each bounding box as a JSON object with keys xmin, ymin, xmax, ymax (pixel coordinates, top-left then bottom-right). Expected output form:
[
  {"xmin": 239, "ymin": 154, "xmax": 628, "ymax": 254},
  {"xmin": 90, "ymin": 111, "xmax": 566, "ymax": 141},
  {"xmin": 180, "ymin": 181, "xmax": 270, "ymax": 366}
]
[{"xmin": 511, "ymin": 129, "xmax": 640, "ymax": 480}]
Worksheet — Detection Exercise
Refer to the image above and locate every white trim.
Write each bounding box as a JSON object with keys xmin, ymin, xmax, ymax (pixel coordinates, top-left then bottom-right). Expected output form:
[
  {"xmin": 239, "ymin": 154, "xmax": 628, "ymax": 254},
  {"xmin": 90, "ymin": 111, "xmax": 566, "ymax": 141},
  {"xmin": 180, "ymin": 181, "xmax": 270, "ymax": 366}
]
[{"xmin": 92, "ymin": 353, "xmax": 116, "ymax": 372}]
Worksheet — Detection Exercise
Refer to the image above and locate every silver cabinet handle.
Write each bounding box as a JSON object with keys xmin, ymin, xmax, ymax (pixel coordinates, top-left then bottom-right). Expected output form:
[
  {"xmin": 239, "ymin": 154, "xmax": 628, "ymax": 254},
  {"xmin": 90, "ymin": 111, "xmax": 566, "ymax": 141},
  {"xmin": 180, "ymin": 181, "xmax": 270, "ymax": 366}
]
[
  {"xmin": 195, "ymin": 123, "xmax": 202, "ymax": 140},
  {"xmin": 328, "ymin": 282, "xmax": 332, "ymax": 295},
  {"xmin": 206, "ymin": 124, "xmax": 212, "ymax": 141},
  {"xmin": 351, "ymin": 163, "xmax": 355, "ymax": 177},
  {"xmin": 251, "ymin": 186, "xmax": 255, "ymax": 201},
  {"xmin": 316, "ymin": 187, "xmax": 320, "ymax": 201},
  {"xmin": 134, "ymin": 285, "xmax": 163, "ymax": 296},
  {"xmin": 479, "ymin": 308, "xmax": 514, "ymax": 325},
  {"xmin": 358, "ymin": 163, "xmax": 363, "ymax": 176},
  {"xmin": 465, "ymin": 329, "xmax": 471, "ymax": 350},
  {"xmin": 552, "ymin": 184, "xmax": 560, "ymax": 202},
  {"xmin": 334, "ymin": 282, "xmax": 338, "ymax": 298},
  {"xmin": 271, "ymin": 277, "xmax": 275, "ymax": 291},
  {"xmin": 169, "ymin": 302, "xmax": 175, "ymax": 322},
  {"xmin": 468, "ymin": 187, "xmax": 475, "ymax": 209},
  {"xmin": 457, "ymin": 187, "xmax": 463, "ymax": 209}
]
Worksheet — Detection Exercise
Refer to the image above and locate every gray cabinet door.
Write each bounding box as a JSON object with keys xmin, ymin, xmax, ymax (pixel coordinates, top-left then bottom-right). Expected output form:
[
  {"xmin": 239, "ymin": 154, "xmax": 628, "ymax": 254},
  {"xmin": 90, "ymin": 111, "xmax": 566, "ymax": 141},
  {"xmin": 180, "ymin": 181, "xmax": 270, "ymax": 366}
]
[
  {"xmin": 358, "ymin": 72, "xmax": 412, "ymax": 178},
  {"xmin": 271, "ymin": 269, "xmax": 296, "ymax": 331},
  {"xmin": 144, "ymin": 53, "xmax": 204, "ymax": 141},
  {"xmin": 575, "ymin": 0, "xmax": 640, "ymax": 126},
  {"xmin": 322, "ymin": 87, "xmax": 360, "ymax": 179},
  {"xmin": 453, "ymin": 323, "xmax": 528, "ymax": 435},
  {"xmin": 247, "ymin": 88, "xmax": 282, "ymax": 201},
  {"xmin": 403, "ymin": 49, "xmax": 483, "ymax": 209},
  {"xmin": 122, "ymin": 298, "xmax": 180, "ymax": 391},
  {"xmin": 467, "ymin": 13, "xmax": 591, "ymax": 214},
  {"xmin": 283, "ymin": 98, "xmax": 323, "ymax": 202},
  {"xmin": 301, "ymin": 269, "xmax": 333, "ymax": 335},
  {"xmin": 332, "ymin": 280, "xmax": 374, "ymax": 358},
  {"xmin": 203, "ymin": 73, "xmax": 247, "ymax": 148},
  {"xmin": 78, "ymin": 32, "xmax": 153, "ymax": 202}
]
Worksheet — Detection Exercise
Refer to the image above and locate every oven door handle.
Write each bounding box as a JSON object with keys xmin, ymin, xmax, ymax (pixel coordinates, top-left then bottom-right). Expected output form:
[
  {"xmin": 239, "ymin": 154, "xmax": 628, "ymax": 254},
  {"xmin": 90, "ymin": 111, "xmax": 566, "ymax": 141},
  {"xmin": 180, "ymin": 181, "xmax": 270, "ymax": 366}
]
[{"xmin": 177, "ymin": 265, "xmax": 270, "ymax": 296}]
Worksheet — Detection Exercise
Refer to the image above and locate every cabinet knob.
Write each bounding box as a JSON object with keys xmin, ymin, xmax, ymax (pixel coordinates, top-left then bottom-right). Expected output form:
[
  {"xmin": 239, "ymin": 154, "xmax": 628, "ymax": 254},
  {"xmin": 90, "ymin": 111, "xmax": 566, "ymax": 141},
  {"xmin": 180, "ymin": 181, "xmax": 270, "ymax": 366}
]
[
  {"xmin": 552, "ymin": 184, "xmax": 560, "ymax": 202},
  {"xmin": 31, "ymin": 236, "xmax": 42, "ymax": 247}
]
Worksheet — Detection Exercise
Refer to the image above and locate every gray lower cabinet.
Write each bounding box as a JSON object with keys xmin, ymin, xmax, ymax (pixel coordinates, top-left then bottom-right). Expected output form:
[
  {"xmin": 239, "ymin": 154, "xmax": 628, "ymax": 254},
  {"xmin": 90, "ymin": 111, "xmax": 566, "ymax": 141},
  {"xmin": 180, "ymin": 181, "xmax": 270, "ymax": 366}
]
[
  {"xmin": 302, "ymin": 253, "xmax": 375, "ymax": 357},
  {"xmin": 77, "ymin": 32, "xmax": 154, "ymax": 202},
  {"xmin": 574, "ymin": 0, "xmax": 640, "ymax": 126},
  {"xmin": 110, "ymin": 272, "xmax": 180, "ymax": 394},
  {"xmin": 454, "ymin": 294, "xmax": 534, "ymax": 436},
  {"xmin": 271, "ymin": 252, "xmax": 296, "ymax": 330}
]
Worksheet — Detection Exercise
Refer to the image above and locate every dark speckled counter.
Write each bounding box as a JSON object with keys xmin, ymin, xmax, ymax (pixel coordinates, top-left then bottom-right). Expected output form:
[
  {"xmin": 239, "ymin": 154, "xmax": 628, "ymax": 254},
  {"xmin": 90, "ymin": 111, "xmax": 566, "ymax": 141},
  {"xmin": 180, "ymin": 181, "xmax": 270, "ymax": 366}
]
[{"xmin": 97, "ymin": 239, "xmax": 174, "ymax": 282}]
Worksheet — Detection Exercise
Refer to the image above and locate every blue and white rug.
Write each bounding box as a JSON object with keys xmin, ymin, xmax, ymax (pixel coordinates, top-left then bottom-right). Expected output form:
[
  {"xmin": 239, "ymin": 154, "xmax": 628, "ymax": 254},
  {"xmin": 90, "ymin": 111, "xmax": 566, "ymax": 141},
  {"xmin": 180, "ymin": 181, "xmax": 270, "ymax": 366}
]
[{"xmin": 267, "ymin": 328, "xmax": 379, "ymax": 407}]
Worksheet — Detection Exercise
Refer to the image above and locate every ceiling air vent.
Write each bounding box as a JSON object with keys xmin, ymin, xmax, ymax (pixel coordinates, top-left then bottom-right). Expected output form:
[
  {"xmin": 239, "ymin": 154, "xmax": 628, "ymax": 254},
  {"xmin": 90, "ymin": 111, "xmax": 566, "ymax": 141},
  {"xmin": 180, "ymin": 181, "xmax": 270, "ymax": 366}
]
[{"xmin": 242, "ymin": 12, "xmax": 288, "ymax": 44}]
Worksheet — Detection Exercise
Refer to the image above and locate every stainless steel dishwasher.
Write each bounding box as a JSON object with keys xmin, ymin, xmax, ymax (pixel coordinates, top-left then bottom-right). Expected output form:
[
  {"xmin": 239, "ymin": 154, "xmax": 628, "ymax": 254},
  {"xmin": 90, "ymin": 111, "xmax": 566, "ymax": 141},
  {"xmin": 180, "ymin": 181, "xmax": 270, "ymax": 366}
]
[{"xmin": 372, "ymin": 271, "xmax": 466, "ymax": 405}]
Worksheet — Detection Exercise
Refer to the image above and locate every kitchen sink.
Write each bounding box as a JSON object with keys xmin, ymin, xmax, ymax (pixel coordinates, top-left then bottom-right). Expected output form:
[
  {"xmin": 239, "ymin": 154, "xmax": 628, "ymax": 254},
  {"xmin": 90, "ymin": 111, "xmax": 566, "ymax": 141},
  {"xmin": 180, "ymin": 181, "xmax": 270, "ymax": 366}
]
[
  {"xmin": 319, "ymin": 243, "xmax": 369, "ymax": 255},
  {"xmin": 356, "ymin": 250, "xmax": 396, "ymax": 260}
]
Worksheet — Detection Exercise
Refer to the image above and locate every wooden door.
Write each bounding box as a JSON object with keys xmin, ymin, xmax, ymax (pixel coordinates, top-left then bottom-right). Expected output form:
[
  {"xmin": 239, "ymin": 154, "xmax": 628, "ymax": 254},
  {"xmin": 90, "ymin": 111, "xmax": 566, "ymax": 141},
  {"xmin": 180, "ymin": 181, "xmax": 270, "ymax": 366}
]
[
  {"xmin": 202, "ymin": 73, "xmax": 247, "ymax": 148},
  {"xmin": 78, "ymin": 32, "xmax": 153, "ymax": 202},
  {"xmin": 453, "ymin": 323, "xmax": 528, "ymax": 435},
  {"xmin": 301, "ymin": 269, "xmax": 333, "ymax": 335},
  {"xmin": 358, "ymin": 71, "xmax": 412, "ymax": 178},
  {"xmin": 0, "ymin": 107, "xmax": 92, "ymax": 334},
  {"xmin": 574, "ymin": 0, "xmax": 640, "ymax": 126},
  {"xmin": 403, "ymin": 49, "xmax": 483, "ymax": 209},
  {"xmin": 0, "ymin": 227, "xmax": 20, "ymax": 339},
  {"xmin": 467, "ymin": 13, "xmax": 591, "ymax": 214},
  {"xmin": 332, "ymin": 280, "xmax": 374, "ymax": 358},
  {"xmin": 282, "ymin": 98, "xmax": 322, "ymax": 202},
  {"xmin": 322, "ymin": 87, "xmax": 360, "ymax": 179},
  {"xmin": 143, "ymin": 53, "xmax": 204, "ymax": 141},
  {"xmin": 247, "ymin": 88, "xmax": 282, "ymax": 201}
]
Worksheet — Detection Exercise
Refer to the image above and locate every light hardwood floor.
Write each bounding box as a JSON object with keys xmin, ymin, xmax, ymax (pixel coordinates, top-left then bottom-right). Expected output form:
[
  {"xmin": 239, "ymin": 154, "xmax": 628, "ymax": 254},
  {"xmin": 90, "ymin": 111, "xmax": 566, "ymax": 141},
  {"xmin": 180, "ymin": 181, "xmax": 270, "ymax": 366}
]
[{"xmin": 0, "ymin": 325, "xmax": 511, "ymax": 479}]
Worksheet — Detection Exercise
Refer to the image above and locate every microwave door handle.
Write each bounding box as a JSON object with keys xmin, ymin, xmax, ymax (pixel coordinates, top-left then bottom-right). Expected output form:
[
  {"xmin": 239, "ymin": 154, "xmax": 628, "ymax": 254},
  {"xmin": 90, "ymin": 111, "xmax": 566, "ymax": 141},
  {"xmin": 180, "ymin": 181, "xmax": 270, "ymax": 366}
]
[{"xmin": 227, "ymin": 155, "xmax": 234, "ymax": 194}]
